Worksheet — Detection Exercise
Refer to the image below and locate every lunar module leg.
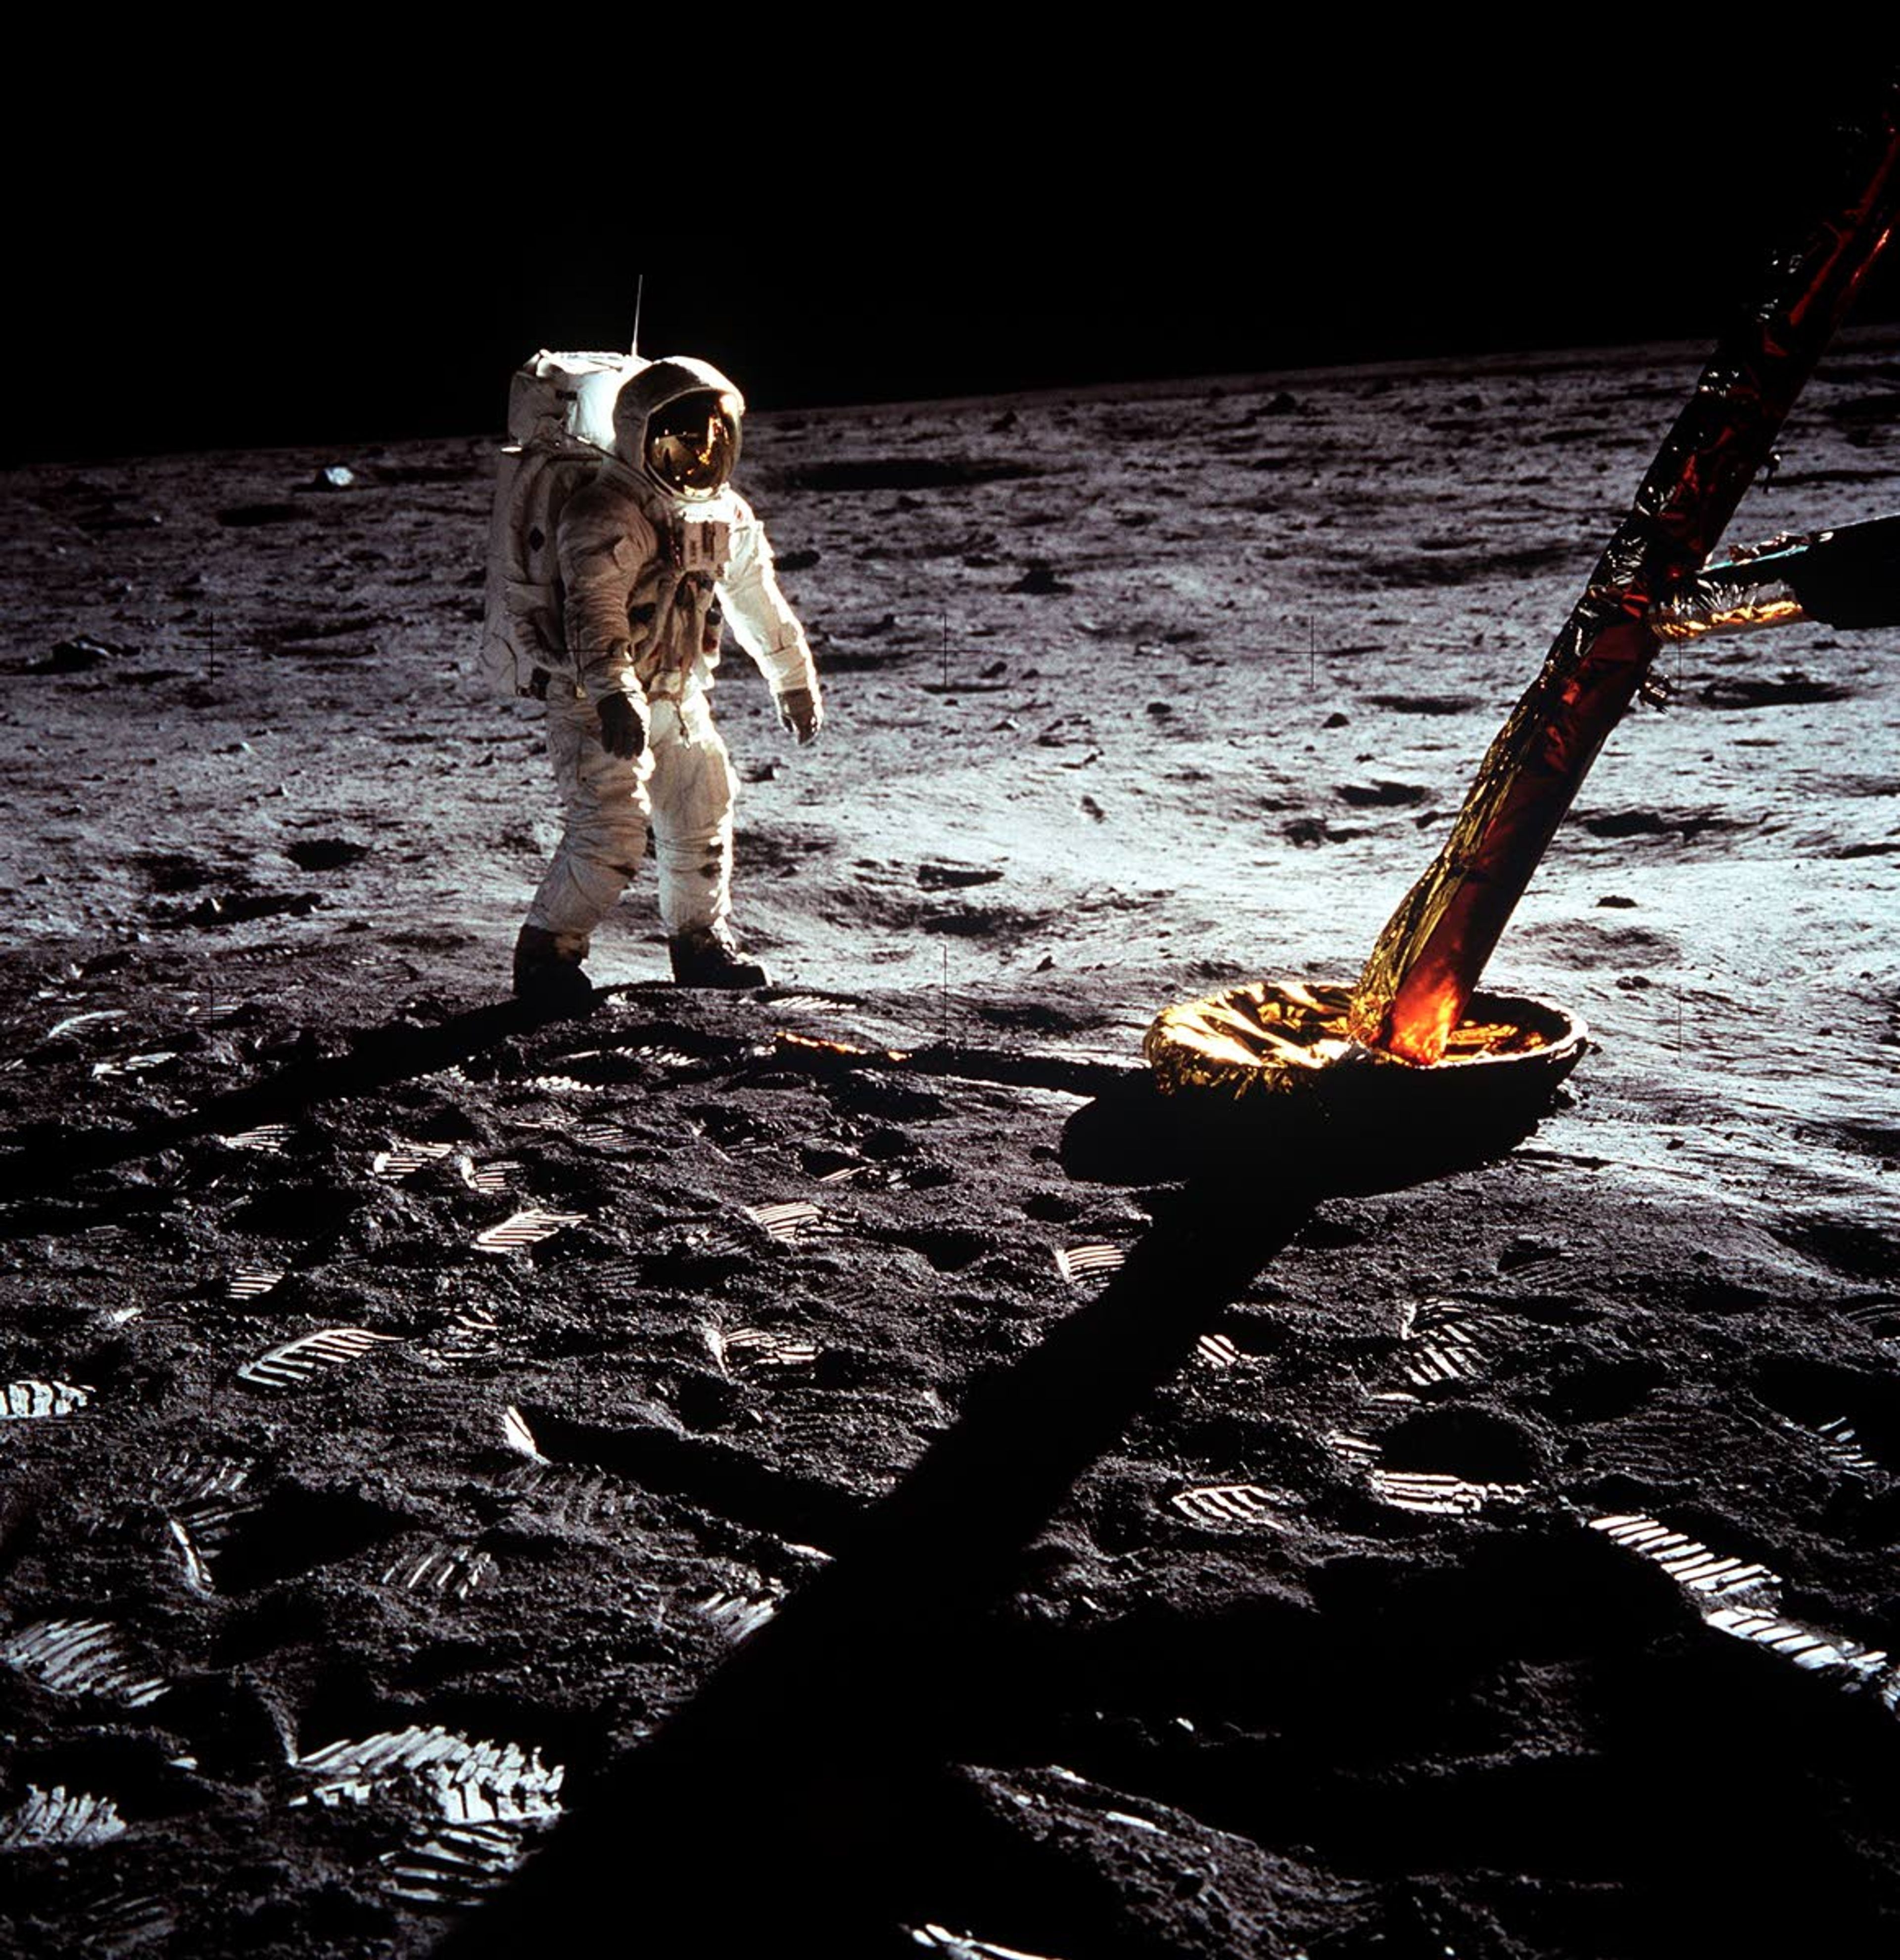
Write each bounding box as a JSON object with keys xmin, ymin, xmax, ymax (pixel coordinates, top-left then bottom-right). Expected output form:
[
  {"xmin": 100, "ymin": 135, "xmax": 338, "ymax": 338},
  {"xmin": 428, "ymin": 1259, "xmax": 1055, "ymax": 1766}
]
[{"xmin": 1347, "ymin": 99, "xmax": 1900, "ymax": 1067}]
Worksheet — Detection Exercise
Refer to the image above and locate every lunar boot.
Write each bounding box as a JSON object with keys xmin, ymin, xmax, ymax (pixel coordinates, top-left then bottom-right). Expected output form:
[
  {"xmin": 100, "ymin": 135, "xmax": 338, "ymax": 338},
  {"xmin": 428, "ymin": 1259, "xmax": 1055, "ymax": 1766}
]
[
  {"xmin": 667, "ymin": 922, "xmax": 768, "ymax": 989},
  {"xmin": 513, "ymin": 925, "xmax": 597, "ymax": 1019}
]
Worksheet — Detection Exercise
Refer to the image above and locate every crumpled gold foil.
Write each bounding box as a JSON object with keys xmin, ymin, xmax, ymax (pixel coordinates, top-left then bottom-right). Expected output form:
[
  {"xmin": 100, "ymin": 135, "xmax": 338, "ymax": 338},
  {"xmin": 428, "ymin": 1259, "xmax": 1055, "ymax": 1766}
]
[
  {"xmin": 1649, "ymin": 583, "xmax": 1805, "ymax": 640},
  {"xmin": 1146, "ymin": 979, "xmax": 1548, "ymax": 1101}
]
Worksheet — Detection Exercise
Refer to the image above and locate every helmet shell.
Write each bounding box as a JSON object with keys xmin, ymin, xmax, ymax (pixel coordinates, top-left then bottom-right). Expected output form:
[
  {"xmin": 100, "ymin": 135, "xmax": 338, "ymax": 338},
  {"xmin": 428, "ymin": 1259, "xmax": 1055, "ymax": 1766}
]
[{"xmin": 611, "ymin": 356, "xmax": 746, "ymax": 501}]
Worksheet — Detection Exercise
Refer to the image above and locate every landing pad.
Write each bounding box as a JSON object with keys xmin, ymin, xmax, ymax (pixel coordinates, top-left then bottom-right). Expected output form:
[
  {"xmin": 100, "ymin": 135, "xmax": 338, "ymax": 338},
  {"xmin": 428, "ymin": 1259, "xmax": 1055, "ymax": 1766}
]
[{"xmin": 1145, "ymin": 978, "xmax": 1589, "ymax": 1127}]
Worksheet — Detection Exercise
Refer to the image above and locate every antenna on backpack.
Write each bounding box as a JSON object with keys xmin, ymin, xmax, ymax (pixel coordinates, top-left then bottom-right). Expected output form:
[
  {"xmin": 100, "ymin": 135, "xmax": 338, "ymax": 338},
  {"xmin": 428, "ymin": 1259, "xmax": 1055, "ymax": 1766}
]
[{"xmin": 631, "ymin": 275, "xmax": 644, "ymax": 361}]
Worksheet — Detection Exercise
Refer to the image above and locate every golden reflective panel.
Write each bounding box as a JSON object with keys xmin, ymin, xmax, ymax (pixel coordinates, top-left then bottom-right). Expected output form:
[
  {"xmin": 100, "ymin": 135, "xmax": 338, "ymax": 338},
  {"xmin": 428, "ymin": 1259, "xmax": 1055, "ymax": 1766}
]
[
  {"xmin": 1650, "ymin": 588, "xmax": 1805, "ymax": 640},
  {"xmin": 1145, "ymin": 979, "xmax": 1555, "ymax": 1103}
]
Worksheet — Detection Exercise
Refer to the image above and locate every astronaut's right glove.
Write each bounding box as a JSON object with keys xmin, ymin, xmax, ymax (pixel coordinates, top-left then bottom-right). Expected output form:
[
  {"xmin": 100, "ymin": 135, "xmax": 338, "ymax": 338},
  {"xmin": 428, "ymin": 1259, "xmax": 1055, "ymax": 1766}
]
[
  {"xmin": 776, "ymin": 686, "xmax": 823, "ymax": 746},
  {"xmin": 596, "ymin": 689, "xmax": 649, "ymax": 760}
]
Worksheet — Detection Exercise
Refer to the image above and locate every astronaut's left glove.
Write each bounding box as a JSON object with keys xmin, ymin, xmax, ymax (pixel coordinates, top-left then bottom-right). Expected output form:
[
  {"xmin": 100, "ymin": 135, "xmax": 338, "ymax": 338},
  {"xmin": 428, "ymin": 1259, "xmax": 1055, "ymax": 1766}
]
[
  {"xmin": 596, "ymin": 689, "xmax": 650, "ymax": 760},
  {"xmin": 776, "ymin": 686, "xmax": 823, "ymax": 746}
]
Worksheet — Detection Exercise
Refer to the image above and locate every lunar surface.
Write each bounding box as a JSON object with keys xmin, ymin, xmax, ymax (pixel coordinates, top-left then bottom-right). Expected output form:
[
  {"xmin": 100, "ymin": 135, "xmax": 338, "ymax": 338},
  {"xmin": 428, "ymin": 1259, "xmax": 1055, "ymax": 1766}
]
[{"xmin": 1, "ymin": 324, "xmax": 1897, "ymax": 1958}]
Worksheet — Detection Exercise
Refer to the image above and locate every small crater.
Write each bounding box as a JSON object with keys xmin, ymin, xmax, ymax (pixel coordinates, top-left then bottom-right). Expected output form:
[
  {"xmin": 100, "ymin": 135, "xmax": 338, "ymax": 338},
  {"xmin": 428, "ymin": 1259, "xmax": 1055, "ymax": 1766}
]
[
  {"xmin": 1542, "ymin": 1358, "xmax": 1671, "ymax": 1422},
  {"xmin": 1700, "ymin": 672, "xmax": 1852, "ymax": 711},
  {"xmin": 372, "ymin": 463, "xmax": 475, "ymax": 486},
  {"xmin": 228, "ymin": 1184, "xmax": 360, "ymax": 1239},
  {"xmin": 1579, "ymin": 807, "xmax": 1737, "ymax": 840},
  {"xmin": 217, "ymin": 502, "xmax": 304, "ymax": 527},
  {"xmin": 917, "ymin": 862, "xmax": 1005, "ymax": 890},
  {"xmin": 919, "ymin": 903, "xmax": 1053, "ymax": 939},
  {"xmin": 830, "ymin": 1075, "xmax": 948, "ymax": 1121},
  {"xmin": 1023, "ymin": 1191, "xmax": 1084, "ymax": 1223},
  {"xmin": 284, "ymin": 839, "xmax": 371, "ymax": 872},
  {"xmin": 1369, "ymin": 541, "xmax": 1577, "ymax": 588},
  {"xmin": 1380, "ymin": 1406, "xmax": 1545, "ymax": 1484},
  {"xmin": 1283, "ymin": 817, "xmax": 1361, "ymax": 847},
  {"xmin": 212, "ymin": 1485, "xmax": 409, "ymax": 1592},
  {"xmin": 1336, "ymin": 780, "xmax": 1427, "ymax": 808},
  {"xmin": 28, "ymin": 636, "xmax": 121, "ymax": 674},
  {"xmin": 1499, "ymin": 1236, "xmax": 1564, "ymax": 1274},
  {"xmin": 1364, "ymin": 693, "xmax": 1480, "ymax": 715},
  {"xmin": 887, "ymin": 1226, "xmax": 993, "ymax": 1272},
  {"xmin": 136, "ymin": 851, "xmax": 213, "ymax": 893}
]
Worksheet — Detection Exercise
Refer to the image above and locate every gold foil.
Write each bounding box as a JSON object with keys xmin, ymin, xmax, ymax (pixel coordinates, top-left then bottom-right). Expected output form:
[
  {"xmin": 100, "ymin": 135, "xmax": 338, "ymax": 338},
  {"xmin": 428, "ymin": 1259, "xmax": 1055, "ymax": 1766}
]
[
  {"xmin": 1146, "ymin": 979, "xmax": 1548, "ymax": 1101},
  {"xmin": 1649, "ymin": 580, "xmax": 1806, "ymax": 641}
]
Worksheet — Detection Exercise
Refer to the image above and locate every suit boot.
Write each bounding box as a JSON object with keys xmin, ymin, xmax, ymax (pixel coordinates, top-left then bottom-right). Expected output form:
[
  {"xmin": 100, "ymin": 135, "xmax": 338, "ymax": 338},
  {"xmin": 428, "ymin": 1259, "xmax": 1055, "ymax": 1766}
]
[
  {"xmin": 514, "ymin": 926, "xmax": 596, "ymax": 1019},
  {"xmin": 668, "ymin": 923, "xmax": 768, "ymax": 989}
]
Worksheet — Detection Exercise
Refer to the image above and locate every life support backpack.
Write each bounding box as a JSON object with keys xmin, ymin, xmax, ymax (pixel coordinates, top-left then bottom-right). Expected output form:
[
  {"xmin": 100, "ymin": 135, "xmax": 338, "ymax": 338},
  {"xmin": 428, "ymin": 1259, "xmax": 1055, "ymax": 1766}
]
[{"xmin": 478, "ymin": 350, "xmax": 643, "ymax": 697}]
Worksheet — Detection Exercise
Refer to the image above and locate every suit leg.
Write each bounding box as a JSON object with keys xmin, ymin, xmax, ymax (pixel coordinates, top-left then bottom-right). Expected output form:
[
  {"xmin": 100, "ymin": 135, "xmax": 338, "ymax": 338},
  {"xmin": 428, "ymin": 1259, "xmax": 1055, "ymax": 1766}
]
[
  {"xmin": 523, "ymin": 694, "xmax": 652, "ymax": 960},
  {"xmin": 647, "ymin": 695, "xmax": 737, "ymax": 939}
]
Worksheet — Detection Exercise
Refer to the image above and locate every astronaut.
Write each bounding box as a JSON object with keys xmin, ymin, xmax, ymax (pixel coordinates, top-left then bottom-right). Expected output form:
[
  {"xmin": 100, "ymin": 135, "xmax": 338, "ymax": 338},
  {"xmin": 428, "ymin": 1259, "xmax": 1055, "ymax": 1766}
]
[{"xmin": 513, "ymin": 356, "xmax": 822, "ymax": 1013}]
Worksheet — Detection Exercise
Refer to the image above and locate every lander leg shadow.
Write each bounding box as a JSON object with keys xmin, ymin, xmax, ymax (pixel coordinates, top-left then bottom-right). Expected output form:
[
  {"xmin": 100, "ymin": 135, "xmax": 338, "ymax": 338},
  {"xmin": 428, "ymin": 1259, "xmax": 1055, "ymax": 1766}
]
[
  {"xmin": 439, "ymin": 1064, "xmax": 1575, "ymax": 1957},
  {"xmin": 1062, "ymin": 1037, "xmax": 1580, "ymax": 1194}
]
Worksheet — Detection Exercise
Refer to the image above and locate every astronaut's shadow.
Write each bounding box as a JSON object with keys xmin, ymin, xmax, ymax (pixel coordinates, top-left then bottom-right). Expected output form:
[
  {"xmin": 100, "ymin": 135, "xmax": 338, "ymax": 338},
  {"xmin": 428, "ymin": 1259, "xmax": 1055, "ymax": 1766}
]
[{"xmin": 440, "ymin": 1084, "xmax": 1555, "ymax": 1956}]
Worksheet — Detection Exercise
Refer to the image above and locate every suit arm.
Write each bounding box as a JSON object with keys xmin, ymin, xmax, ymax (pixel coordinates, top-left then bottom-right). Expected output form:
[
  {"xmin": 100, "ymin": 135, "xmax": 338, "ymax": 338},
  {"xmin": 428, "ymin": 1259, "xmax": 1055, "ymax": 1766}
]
[{"xmin": 719, "ymin": 512, "xmax": 819, "ymax": 700}]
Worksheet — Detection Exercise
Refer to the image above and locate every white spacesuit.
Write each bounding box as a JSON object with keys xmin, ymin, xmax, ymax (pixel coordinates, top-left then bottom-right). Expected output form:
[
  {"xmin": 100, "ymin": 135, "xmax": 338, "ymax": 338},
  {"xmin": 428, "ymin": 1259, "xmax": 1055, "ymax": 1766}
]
[{"xmin": 513, "ymin": 356, "xmax": 822, "ymax": 1011}]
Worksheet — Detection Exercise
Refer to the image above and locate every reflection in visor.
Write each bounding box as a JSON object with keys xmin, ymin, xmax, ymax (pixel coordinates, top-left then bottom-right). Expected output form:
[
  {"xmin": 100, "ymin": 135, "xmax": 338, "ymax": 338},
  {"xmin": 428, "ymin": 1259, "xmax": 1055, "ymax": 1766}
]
[{"xmin": 645, "ymin": 390, "xmax": 740, "ymax": 499}]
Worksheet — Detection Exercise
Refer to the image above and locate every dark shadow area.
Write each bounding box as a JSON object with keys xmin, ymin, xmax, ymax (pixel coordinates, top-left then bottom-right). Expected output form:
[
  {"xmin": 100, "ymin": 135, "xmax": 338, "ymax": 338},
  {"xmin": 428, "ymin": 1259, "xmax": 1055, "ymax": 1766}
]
[
  {"xmin": 522, "ymin": 1408, "xmax": 867, "ymax": 1555},
  {"xmin": 762, "ymin": 1029, "xmax": 1138, "ymax": 1102},
  {"xmin": 0, "ymin": 1004, "xmax": 1130, "ymax": 1225},
  {"xmin": 441, "ymin": 1174, "xmax": 1314, "ymax": 1958},
  {"xmin": 438, "ymin": 1075, "xmax": 1567, "ymax": 1957},
  {"xmin": 0, "ymin": 997, "xmax": 550, "ymax": 1200},
  {"xmin": 1061, "ymin": 1066, "xmax": 1571, "ymax": 1194}
]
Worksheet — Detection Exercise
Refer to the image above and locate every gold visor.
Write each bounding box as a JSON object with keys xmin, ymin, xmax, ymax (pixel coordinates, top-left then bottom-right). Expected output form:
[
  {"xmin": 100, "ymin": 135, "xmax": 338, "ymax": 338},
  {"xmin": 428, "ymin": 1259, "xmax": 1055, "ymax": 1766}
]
[{"xmin": 645, "ymin": 390, "xmax": 741, "ymax": 500}]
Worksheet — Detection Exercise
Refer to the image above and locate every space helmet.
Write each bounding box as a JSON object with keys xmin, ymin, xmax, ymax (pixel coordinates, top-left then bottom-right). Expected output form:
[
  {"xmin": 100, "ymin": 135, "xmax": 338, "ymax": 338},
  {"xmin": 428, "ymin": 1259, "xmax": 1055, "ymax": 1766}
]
[{"xmin": 611, "ymin": 356, "xmax": 745, "ymax": 503}]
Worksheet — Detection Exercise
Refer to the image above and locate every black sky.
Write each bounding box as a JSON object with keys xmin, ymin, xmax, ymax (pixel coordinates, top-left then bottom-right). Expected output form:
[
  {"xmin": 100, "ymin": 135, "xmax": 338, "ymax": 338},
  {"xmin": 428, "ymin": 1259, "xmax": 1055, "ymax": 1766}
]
[{"xmin": 10, "ymin": 70, "xmax": 1896, "ymax": 467}]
